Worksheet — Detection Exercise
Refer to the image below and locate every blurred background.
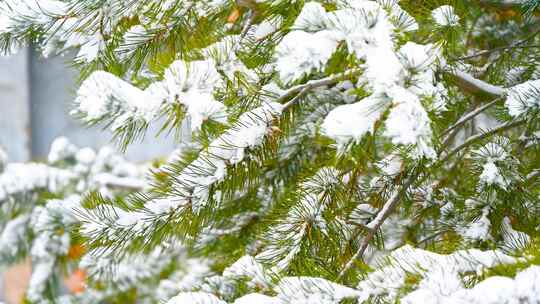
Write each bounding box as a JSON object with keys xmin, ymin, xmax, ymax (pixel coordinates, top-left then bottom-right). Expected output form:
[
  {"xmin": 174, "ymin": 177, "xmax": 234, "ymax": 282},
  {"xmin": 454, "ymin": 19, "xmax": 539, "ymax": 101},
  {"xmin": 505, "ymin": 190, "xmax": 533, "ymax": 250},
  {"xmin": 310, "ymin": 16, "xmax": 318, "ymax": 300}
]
[
  {"xmin": 0, "ymin": 49, "xmax": 178, "ymax": 163},
  {"xmin": 0, "ymin": 50, "xmax": 177, "ymax": 303}
]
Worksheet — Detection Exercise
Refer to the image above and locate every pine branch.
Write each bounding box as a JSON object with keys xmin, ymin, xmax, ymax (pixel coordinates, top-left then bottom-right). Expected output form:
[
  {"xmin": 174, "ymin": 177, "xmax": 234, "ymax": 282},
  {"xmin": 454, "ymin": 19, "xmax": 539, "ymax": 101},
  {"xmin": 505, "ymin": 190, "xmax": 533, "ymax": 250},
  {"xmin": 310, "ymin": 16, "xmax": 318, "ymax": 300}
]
[
  {"xmin": 440, "ymin": 119, "xmax": 526, "ymax": 163},
  {"xmin": 525, "ymin": 169, "xmax": 540, "ymax": 183},
  {"xmin": 454, "ymin": 27, "xmax": 540, "ymax": 61},
  {"xmin": 441, "ymin": 97, "xmax": 503, "ymax": 147},
  {"xmin": 6, "ymin": 2, "xmax": 540, "ymax": 302},
  {"xmin": 279, "ymin": 68, "xmax": 363, "ymax": 109},
  {"xmin": 338, "ymin": 117, "xmax": 526, "ymax": 280},
  {"xmin": 447, "ymin": 69, "xmax": 506, "ymax": 96},
  {"xmin": 94, "ymin": 173, "xmax": 146, "ymax": 191},
  {"xmin": 336, "ymin": 64, "xmax": 520, "ymax": 280},
  {"xmin": 478, "ymin": 0, "xmax": 528, "ymax": 8},
  {"xmin": 76, "ymin": 69, "xmax": 362, "ymax": 255},
  {"xmin": 240, "ymin": 10, "xmax": 257, "ymax": 38},
  {"xmin": 455, "ymin": 45, "xmax": 540, "ymax": 61},
  {"xmin": 336, "ymin": 173, "xmax": 417, "ymax": 281}
]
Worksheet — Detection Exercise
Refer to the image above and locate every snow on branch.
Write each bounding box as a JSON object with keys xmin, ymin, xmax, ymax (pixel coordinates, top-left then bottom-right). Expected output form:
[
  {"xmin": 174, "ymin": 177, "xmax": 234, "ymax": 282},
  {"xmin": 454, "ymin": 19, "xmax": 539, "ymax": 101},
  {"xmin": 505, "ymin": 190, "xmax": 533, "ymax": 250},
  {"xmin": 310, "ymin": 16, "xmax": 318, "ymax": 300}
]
[
  {"xmin": 321, "ymin": 94, "xmax": 386, "ymax": 151},
  {"xmin": 233, "ymin": 293, "xmax": 282, "ymax": 304},
  {"xmin": 275, "ymin": 1, "xmax": 422, "ymax": 85},
  {"xmin": 223, "ymin": 255, "xmax": 273, "ymax": 289},
  {"xmin": 0, "ymin": 0, "xmax": 95, "ymax": 58},
  {"xmin": 0, "ymin": 215, "xmax": 30, "ymax": 265},
  {"xmin": 321, "ymin": 42, "xmax": 443, "ymax": 158},
  {"xmin": 169, "ymin": 263, "xmax": 364, "ymax": 303},
  {"xmin": 0, "ymin": 163, "xmax": 75, "ymax": 204},
  {"xmin": 275, "ymin": 29, "xmax": 340, "ymax": 84},
  {"xmin": 356, "ymin": 244, "xmax": 521, "ymax": 302},
  {"xmin": 78, "ymin": 101, "xmax": 283, "ymax": 248},
  {"xmin": 5, "ymin": 1, "xmax": 540, "ymax": 303},
  {"xmin": 80, "ymin": 245, "xmax": 182, "ymax": 292},
  {"xmin": 283, "ymin": 1, "xmax": 447, "ymax": 159},
  {"xmin": 431, "ymin": 5, "xmax": 460, "ymax": 27},
  {"xmin": 256, "ymin": 167, "xmax": 340, "ymax": 271},
  {"xmin": 0, "ymin": 0, "xmax": 220, "ymax": 60},
  {"xmin": 505, "ymin": 79, "xmax": 540, "ymax": 117},
  {"xmin": 0, "ymin": 137, "xmax": 149, "ymax": 301},
  {"xmin": 441, "ymin": 119, "xmax": 526, "ymax": 163},
  {"xmin": 448, "ymin": 69, "xmax": 506, "ymax": 96},
  {"xmin": 275, "ymin": 276, "xmax": 363, "ymax": 303},
  {"xmin": 166, "ymin": 292, "xmax": 226, "ymax": 304},
  {"xmin": 78, "ymin": 64, "xmax": 366, "ymax": 249},
  {"xmin": 432, "ymin": 265, "xmax": 540, "ymax": 304},
  {"xmin": 27, "ymin": 195, "xmax": 81, "ymax": 302},
  {"xmin": 73, "ymin": 59, "xmax": 227, "ymax": 143},
  {"xmin": 169, "ymin": 101, "xmax": 283, "ymax": 212}
]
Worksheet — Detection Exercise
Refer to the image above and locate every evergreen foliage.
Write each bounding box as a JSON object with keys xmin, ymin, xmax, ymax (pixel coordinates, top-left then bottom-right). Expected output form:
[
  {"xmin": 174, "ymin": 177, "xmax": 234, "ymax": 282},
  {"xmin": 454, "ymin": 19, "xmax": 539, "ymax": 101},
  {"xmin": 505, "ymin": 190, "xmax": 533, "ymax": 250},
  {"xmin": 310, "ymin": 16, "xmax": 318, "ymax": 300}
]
[{"xmin": 2, "ymin": 0, "xmax": 540, "ymax": 303}]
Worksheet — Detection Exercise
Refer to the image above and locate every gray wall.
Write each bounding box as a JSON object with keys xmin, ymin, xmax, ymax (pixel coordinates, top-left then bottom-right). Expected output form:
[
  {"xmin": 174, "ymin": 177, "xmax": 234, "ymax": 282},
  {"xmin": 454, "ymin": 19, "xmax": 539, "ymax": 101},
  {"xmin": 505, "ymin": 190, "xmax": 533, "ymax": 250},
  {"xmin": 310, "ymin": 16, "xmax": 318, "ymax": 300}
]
[
  {"xmin": 1, "ymin": 49, "xmax": 177, "ymax": 162},
  {"xmin": 0, "ymin": 50, "xmax": 31, "ymax": 162}
]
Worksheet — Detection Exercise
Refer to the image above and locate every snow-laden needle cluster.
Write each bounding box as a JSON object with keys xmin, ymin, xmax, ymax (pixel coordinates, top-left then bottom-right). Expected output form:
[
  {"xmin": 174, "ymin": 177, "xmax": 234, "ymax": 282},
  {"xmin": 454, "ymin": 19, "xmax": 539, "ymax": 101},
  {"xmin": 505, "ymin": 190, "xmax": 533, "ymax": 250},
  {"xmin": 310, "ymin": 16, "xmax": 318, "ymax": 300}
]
[{"xmin": 2, "ymin": 0, "xmax": 540, "ymax": 303}]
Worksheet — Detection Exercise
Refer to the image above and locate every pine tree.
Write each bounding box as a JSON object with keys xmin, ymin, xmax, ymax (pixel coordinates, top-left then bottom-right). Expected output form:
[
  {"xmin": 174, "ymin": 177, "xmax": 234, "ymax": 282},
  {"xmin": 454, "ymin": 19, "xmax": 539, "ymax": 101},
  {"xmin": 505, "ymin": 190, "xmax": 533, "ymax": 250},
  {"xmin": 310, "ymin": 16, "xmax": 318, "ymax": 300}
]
[{"xmin": 2, "ymin": 0, "xmax": 540, "ymax": 303}]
